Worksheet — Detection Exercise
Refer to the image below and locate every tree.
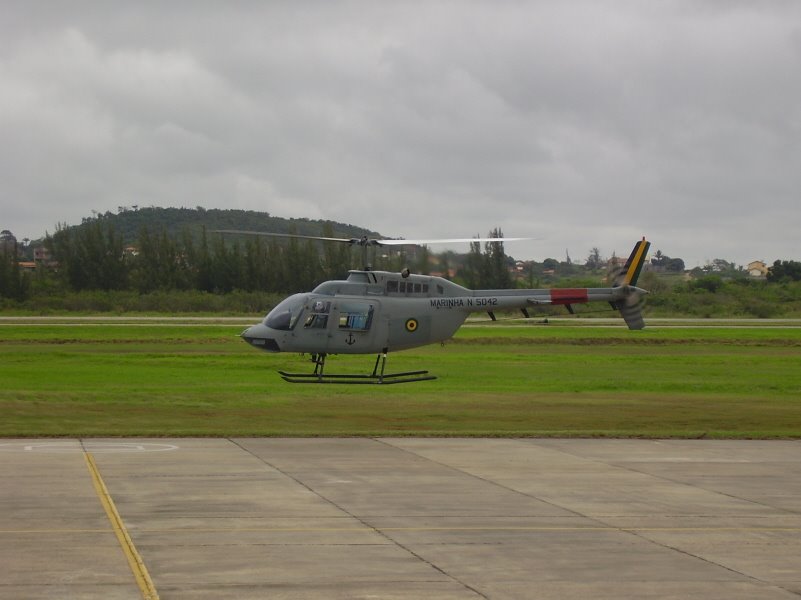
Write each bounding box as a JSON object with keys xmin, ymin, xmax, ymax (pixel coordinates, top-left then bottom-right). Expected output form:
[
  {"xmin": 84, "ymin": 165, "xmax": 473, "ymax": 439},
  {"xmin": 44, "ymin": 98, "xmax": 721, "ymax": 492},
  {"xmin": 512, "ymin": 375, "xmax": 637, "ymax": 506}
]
[
  {"xmin": 243, "ymin": 236, "xmax": 273, "ymax": 291},
  {"xmin": 208, "ymin": 235, "xmax": 241, "ymax": 293},
  {"xmin": 651, "ymin": 250, "xmax": 685, "ymax": 273},
  {"xmin": 132, "ymin": 226, "xmax": 185, "ymax": 292},
  {"xmin": 459, "ymin": 229, "xmax": 513, "ymax": 289},
  {"xmin": 416, "ymin": 245, "xmax": 431, "ymax": 275},
  {"xmin": 651, "ymin": 249, "xmax": 665, "ymax": 266},
  {"xmin": 690, "ymin": 275, "xmax": 723, "ymax": 293},
  {"xmin": 284, "ymin": 233, "xmax": 308, "ymax": 293},
  {"xmin": 48, "ymin": 221, "xmax": 127, "ymax": 291},
  {"xmin": 666, "ymin": 257, "xmax": 685, "ymax": 272},
  {"xmin": 542, "ymin": 258, "xmax": 559, "ymax": 271},
  {"xmin": 0, "ymin": 235, "xmax": 29, "ymax": 300},
  {"xmin": 463, "ymin": 238, "xmax": 483, "ymax": 289},
  {"xmin": 299, "ymin": 239, "xmax": 323, "ymax": 291},
  {"xmin": 439, "ymin": 251, "xmax": 454, "ymax": 280},
  {"xmin": 321, "ymin": 223, "xmax": 351, "ymax": 279},
  {"xmin": 585, "ymin": 247, "xmax": 604, "ymax": 271},
  {"xmin": 484, "ymin": 227, "xmax": 512, "ymax": 289},
  {"xmin": 704, "ymin": 259, "xmax": 743, "ymax": 277},
  {"xmin": 767, "ymin": 260, "xmax": 801, "ymax": 283},
  {"xmin": 193, "ymin": 227, "xmax": 214, "ymax": 292}
]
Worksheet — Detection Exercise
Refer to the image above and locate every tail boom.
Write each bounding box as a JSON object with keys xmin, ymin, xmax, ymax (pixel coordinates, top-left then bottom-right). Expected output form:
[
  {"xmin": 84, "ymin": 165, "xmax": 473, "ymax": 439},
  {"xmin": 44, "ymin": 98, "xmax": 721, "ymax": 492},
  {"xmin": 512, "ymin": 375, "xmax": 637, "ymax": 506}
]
[
  {"xmin": 478, "ymin": 239, "xmax": 651, "ymax": 329},
  {"xmin": 430, "ymin": 239, "xmax": 651, "ymax": 330}
]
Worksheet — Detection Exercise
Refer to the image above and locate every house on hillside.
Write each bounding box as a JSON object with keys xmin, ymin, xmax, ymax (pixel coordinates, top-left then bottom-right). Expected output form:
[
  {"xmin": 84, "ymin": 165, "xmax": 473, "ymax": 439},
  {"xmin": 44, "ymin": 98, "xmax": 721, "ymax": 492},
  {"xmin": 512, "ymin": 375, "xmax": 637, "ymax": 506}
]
[
  {"xmin": 747, "ymin": 260, "xmax": 768, "ymax": 278},
  {"xmin": 429, "ymin": 268, "xmax": 457, "ymax": 279},
  {"xmin": 607, "ymin": 255, "xmax": 627, "ymax": 270},
  {"xmin": 33, "ymin": 246, "xmax": 51, "ymax": 262}
]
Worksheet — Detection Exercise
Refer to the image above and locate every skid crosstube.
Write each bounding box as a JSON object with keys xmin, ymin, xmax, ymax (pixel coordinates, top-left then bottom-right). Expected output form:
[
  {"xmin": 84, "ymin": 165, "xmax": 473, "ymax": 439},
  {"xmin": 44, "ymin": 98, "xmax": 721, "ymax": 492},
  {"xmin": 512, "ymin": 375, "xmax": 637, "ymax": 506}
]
[{"xmin": 277, "ymin": 350, "xmax": 436, "ymax": 384}]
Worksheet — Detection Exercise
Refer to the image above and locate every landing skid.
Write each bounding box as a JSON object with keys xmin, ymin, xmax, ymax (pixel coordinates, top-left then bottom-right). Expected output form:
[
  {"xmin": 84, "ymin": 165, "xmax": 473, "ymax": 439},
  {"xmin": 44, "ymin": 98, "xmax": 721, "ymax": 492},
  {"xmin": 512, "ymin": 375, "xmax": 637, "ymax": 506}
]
[
  {"xmin": 279, "ymin": 370, "xmax": 435, "ymax": 384},
  {"xmin": 279, "ymin": 351, "xmax": 436, "ymax": 384}
]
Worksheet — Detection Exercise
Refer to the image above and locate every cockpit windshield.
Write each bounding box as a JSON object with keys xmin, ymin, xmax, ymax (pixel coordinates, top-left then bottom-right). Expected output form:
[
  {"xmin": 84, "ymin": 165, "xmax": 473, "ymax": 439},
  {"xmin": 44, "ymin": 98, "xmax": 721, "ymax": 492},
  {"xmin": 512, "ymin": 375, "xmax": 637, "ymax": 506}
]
[{"xmin": 263, "ymin": 294, "xmax": 308, "ymax": 331}]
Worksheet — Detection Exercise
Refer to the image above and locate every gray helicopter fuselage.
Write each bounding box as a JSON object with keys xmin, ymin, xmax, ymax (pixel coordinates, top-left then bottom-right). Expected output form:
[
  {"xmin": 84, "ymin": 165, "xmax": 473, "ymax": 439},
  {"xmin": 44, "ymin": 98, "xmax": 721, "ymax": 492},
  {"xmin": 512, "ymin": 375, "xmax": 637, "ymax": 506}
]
[
  {"xmin": 242, "ymin": 270, "xmax": 469, "ymax": 355},
  {"xmin": 241, "ymin": 269, "xmax": 645, "ymax": 355}
]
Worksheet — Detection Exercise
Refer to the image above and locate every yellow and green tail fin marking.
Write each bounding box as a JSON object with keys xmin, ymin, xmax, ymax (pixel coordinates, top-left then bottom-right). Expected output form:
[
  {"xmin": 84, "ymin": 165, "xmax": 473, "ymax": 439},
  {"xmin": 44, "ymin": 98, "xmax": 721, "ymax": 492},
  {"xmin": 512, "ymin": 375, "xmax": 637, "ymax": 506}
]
[{"xmin": 622, "ymin": 238, "xmax": 650, "ymax": 286}]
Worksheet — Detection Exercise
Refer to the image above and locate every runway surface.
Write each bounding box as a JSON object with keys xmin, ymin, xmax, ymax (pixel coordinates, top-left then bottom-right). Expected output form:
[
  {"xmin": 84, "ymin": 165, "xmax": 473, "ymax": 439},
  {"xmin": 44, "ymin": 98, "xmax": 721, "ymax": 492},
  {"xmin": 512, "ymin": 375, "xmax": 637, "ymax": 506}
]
[{"xmin": 1, "ymin": 438, "xmax": 800, "ymax": 599}]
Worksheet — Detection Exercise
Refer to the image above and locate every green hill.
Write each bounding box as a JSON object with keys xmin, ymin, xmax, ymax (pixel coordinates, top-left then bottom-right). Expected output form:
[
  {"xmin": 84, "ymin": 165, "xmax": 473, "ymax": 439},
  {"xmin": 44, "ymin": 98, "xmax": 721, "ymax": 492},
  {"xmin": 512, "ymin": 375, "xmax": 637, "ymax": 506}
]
[{"xmin": 59, "ymin": 206, "xmax": 382, "ymax": 244}]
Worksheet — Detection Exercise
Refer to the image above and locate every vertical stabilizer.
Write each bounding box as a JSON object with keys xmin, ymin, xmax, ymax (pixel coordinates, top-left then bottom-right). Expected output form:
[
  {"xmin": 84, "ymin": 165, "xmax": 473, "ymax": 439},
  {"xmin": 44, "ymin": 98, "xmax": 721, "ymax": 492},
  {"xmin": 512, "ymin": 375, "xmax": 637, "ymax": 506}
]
[
  {"xmin": 615, "ymin": 238, "xmax": 651, "ymax": 287},
  {"xmin": 612, "ymin": 238, "xmax": 650, "ymax": 329}
]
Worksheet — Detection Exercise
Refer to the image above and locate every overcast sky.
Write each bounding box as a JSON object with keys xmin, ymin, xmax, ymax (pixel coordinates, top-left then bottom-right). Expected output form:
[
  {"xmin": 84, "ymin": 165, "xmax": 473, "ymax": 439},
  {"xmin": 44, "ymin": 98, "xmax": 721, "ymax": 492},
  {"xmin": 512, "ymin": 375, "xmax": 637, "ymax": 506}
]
[{"xmin": 2, "ymin": 2, "xmax": 800, "ymax": 267}]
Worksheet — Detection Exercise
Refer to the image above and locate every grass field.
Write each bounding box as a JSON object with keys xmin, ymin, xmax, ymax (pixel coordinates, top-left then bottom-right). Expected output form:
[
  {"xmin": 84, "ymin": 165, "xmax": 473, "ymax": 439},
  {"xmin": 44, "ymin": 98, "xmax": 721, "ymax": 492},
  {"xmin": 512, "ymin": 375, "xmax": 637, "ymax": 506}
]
[{"xmin": 1, "ymin": 317, "xmax": 800, "ymax": 438}]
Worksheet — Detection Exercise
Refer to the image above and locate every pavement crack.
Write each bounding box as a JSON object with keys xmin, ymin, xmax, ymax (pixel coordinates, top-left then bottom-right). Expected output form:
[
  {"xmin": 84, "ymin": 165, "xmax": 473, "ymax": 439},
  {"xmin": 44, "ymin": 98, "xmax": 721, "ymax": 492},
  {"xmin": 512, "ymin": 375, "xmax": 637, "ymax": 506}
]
[
  {"xmin": 228, "ymin": 438, "xmax": 489, "ymax": 599},
  {"xmin": 374, "ymin": 437, "xmax": 592, "ymax": 520},
  {"xmin": 375, "ymin": 438, "xmax": 800, "ymax": 595}
]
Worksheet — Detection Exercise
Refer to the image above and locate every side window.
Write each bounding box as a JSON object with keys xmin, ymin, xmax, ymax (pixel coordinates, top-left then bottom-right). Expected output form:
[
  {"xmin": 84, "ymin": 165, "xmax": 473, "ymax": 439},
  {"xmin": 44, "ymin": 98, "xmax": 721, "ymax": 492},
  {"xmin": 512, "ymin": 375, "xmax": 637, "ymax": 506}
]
[
  {"xmin": 338, "ymin": 302, "xmax": 374, "ymax": 331},
  {"xmin": 387, "ymin": 280, "xmax": 398, "ymax": 293},
  {"xmin": 304, "ymin": 300, "xmax": 331, "ymax": 329}
]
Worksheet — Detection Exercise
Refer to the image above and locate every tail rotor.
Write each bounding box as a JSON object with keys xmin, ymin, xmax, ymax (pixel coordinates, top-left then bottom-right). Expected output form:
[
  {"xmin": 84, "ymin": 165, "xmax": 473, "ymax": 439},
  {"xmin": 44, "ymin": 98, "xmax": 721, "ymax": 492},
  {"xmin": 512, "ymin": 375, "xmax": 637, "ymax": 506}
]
[{"xmin": 611, "ymin": 238, "xmax": 651, "ymax": 330}]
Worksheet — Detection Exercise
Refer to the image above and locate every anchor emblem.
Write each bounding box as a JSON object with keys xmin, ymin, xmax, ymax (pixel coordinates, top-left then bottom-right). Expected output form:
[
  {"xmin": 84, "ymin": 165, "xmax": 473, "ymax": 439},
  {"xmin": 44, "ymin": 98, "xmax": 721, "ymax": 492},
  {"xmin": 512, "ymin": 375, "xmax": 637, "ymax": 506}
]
[{"xmin": 345, "ymin": 332, "xmax": 356, "ymax": 346}]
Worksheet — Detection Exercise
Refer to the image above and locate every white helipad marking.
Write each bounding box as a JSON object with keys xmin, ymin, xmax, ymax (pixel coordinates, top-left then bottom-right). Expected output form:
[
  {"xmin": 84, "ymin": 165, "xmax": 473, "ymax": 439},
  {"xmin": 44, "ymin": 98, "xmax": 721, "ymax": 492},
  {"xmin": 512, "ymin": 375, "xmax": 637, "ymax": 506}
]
[{"xmin": 0, "ymin": 442, "xmax": 179, "ymax": 453}]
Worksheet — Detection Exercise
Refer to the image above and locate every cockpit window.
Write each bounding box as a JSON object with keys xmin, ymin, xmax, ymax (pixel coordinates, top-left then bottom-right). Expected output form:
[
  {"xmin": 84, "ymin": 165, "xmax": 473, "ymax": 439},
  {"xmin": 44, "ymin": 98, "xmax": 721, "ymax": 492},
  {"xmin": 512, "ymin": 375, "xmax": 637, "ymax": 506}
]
[
  {"xmin": 304, "ymin": 300, "xmax": 331, "ymax": 329},
  {"xmin": 264, "ymin": 294, "xmax": 307, "ymax": 331}
]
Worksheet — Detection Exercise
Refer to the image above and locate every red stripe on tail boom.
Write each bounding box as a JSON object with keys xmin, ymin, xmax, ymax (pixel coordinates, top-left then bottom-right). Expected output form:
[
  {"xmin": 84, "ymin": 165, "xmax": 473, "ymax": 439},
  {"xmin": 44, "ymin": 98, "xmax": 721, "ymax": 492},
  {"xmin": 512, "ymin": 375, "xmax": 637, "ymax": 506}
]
[{"xmin": 550, "ymin": 288, "xmax": 589, "ymax": 305}]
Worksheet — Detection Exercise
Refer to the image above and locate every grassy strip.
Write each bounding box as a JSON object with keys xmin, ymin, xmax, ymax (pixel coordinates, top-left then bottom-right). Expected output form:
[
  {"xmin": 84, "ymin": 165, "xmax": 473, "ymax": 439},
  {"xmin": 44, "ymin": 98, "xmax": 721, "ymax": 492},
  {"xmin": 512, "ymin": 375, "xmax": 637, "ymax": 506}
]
[{"xmin": 1, "ymin": 322, "xmax": 801, "ymax": 437}]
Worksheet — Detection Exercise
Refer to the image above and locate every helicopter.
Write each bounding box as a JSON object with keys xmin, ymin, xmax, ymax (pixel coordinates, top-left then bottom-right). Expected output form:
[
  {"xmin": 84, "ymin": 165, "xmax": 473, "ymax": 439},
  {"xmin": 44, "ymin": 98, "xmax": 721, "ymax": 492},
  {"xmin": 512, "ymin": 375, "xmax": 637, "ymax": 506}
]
[{"xmin": 218, "ymin": 231, "xmax": 651, "ymax": 384}]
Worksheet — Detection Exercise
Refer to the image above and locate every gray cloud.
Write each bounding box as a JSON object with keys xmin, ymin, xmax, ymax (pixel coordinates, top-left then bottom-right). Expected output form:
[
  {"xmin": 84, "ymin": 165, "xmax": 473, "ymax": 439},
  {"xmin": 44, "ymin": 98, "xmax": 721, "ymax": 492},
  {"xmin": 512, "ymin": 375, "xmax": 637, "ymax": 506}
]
[{"xmin": 1, "ymin": 1, "xmax": 800, "ymax": 266}]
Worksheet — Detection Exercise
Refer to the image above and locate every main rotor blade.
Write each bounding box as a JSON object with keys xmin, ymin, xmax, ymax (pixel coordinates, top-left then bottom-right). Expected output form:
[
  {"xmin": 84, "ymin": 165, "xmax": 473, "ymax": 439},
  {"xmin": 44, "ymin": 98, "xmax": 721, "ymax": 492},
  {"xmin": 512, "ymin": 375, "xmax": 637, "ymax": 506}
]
[
  {"xmin": 214, "ymin": 230, "xmax": 535, "ymax": 247},
  {"xmin": 213, "ymin": 230, "xmax": 356, "ymax": 244},
  {"xmin": 375, "ymin": 237, "xmax": 533, "ymax": 246}
]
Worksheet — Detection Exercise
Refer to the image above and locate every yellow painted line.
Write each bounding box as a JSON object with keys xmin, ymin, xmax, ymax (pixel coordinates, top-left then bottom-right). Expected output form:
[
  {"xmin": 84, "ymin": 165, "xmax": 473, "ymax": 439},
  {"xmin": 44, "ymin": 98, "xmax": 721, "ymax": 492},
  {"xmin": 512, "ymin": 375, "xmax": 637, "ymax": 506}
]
[{"xmin": 84, "ymin": 452, "xmax": 159, "ymax": 600}]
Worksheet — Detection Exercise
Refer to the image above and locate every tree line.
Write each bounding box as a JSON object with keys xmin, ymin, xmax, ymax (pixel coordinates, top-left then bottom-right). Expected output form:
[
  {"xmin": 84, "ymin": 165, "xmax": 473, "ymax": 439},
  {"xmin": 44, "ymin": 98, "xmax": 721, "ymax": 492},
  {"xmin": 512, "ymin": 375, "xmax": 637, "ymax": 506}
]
[
  {"xmin": 43, "ymin": 220, "xmax": 359, "ymax": 295},
  {"xmin": 1, "ymin": 218, "xmax": 519, "ymax": 302},
  {"xmin": 5, "ymin": 218, "xmax": 801, "ymax": 318}
]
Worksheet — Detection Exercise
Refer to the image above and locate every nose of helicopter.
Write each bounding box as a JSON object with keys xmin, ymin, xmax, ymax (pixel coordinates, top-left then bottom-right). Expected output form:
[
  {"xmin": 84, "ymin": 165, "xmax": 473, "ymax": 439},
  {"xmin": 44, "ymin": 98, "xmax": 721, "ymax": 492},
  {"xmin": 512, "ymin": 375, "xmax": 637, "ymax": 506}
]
[{"xmin": 241, "ymin": 324, "xmax": 281, "ymax": 352}]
